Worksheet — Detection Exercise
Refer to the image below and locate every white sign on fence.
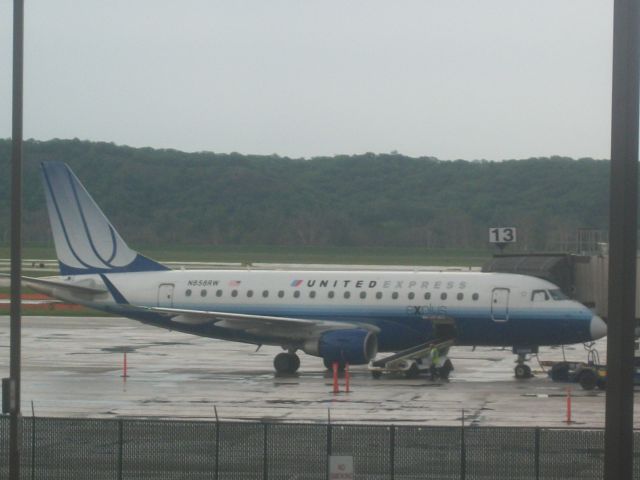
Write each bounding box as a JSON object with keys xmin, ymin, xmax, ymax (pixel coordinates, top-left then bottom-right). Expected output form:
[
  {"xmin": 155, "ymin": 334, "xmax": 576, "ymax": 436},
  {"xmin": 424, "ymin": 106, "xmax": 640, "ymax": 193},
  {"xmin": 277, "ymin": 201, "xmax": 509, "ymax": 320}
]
[{"xmin": 329, "ymin": 456, "xmax": 354, "ymax": 480}]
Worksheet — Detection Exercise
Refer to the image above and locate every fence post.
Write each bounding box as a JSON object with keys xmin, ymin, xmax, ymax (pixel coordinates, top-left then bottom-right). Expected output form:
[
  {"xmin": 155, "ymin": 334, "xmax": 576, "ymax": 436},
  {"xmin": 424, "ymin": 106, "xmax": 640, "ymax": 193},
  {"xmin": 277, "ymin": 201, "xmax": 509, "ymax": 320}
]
[
  {"xmin": 263, "ymin": 423, "xmax": 268, "ymax": 480},
  {"xmin": 214, "ymin": 406, "xmax": 220, "ymax": 480},
  {"xmin": 30, "ymin": 408, "xmax": 35, "ymax": 480},
  {"xmin": 117, "ymin": 419, "xmax": 123, "ymax": 480},
  {"xmin": 534, "ymin": 428, "xmax": 540, "ymax": 480},
  {"xmin": 389, "ymin": 425, "xmax": 395, "ymax": 480},
  {"xmin": 327, "ymin": 410, "xmax": 332, "ymax": 480},
  {"xmin": 460, "ymin": 411, "xmax": 466, "ymax": 480}
]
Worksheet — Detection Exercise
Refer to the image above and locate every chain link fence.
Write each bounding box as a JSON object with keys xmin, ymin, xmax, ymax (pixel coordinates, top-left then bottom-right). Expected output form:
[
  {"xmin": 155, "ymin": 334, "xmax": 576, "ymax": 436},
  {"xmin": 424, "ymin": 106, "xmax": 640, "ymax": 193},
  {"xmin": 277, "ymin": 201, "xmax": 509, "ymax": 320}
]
[{"xmin": 1, "ymin": 416, "xmax": 639, "ymax": 479}]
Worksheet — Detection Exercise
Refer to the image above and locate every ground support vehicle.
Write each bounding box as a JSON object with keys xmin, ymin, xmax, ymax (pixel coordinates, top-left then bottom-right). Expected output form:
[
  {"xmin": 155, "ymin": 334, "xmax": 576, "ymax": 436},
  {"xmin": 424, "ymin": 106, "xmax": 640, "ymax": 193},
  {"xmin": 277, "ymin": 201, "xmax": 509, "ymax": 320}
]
[
  {"xmin": 545, "ymin": 342, "xmax": 640, "ymax": 390},
  {"xmin": 368, "ymin": 338, "xmax": 455, "ymax": 379},
  {"xmin": 545, "ymin": 360, "xmax": 607, "ymax": 390}
]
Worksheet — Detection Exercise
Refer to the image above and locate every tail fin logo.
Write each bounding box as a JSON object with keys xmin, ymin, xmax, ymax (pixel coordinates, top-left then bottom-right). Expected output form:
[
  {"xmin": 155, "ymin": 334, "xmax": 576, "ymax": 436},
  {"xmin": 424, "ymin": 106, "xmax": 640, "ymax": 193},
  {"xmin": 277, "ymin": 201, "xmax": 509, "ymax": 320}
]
[{"xmin": 41, "ymin": 162, "xmax": 167, "ymax": 275}]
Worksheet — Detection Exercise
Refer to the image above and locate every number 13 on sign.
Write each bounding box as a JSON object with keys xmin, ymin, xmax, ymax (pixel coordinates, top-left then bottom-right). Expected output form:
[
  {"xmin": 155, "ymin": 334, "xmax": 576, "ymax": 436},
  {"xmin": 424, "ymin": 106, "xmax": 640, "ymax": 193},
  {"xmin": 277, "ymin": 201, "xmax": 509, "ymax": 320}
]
[{"xmin": 489, "ymin": 227, "xmax": 516, "ymax": 243}]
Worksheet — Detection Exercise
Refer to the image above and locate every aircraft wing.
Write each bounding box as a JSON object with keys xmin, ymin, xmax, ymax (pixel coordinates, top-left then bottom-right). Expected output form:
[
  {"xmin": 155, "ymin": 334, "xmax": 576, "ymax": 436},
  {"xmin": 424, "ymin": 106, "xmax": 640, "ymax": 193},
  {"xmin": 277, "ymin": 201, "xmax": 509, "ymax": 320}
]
[{"xmin": 139, "ymin": 305, "xmax": 379, "ymax": 338}]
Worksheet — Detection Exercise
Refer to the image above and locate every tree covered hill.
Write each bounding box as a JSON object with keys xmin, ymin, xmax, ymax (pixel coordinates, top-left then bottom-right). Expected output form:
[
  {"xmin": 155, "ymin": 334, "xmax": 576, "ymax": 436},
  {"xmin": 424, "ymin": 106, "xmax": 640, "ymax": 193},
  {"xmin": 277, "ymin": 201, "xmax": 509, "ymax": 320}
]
[{"xmin": 0, "ymin": 139, "xmax": 609, "ymax": 250}]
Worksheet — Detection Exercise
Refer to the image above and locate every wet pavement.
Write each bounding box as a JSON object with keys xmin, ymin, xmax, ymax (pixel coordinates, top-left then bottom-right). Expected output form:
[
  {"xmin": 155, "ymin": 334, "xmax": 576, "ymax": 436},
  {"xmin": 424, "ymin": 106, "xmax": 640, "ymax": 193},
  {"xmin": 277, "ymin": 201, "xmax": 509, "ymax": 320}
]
[{"xmin": 0, "ymin": 315, "xmax": 623, "ymax": 427}]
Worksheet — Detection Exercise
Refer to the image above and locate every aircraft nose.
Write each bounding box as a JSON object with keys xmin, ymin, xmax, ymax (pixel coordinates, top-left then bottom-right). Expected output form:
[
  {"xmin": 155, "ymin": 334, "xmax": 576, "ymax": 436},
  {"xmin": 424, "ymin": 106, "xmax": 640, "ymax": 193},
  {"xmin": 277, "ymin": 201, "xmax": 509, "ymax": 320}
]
[{"xmin": 590, "ymin": 315, "xmax": 607, "ymax": 340}]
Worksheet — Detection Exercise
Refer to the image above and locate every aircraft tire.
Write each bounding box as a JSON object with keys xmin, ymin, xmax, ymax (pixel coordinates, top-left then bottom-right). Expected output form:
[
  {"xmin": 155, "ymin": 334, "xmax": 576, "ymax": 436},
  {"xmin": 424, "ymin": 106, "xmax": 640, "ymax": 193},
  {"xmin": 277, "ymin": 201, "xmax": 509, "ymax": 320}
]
[
  {"xmin": 274, "ymin": 352, "xmax": 300, "ymax": 374},
  {"xmin": 405, "ymin": 363, "xmax": 420, "ymax": 379},
  {"xmin": 578, "ymin": 369, "xmax": 597, "ymax": 391},
  {"xmin": 550, "ymin": 362, "xmax": 570, "ymax": 382},
  {"xmin": 439, "ymin": 359, "xmax": 454, "ymax": 380},
  {"xmin": 290, "ymin": 353, "xmax": 301, "ymax": 372},
  {"xmin": 514, "ymin": 364, "xmax": 532, "ymax": 379},
  {"xmin": 371, "ymin": 370, "xmax": 382, "ymax": 379}
]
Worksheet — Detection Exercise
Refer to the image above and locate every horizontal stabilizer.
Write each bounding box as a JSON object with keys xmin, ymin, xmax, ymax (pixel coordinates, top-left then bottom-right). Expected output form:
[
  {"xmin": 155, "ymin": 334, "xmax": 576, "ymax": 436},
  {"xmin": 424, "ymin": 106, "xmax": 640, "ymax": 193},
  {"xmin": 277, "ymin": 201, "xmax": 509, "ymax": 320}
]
[{"xmin": 0, "ymin": 273, "xmax": 108, "ymax": 295}]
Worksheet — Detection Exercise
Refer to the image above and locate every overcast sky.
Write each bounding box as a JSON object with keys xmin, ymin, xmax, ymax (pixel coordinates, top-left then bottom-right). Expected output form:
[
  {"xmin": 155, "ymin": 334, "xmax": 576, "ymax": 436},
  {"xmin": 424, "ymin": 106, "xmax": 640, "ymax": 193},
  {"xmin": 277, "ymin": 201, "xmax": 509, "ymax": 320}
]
[{"xmin": 0, "ymin": 1, "xmax": 613, "ymax": 160}]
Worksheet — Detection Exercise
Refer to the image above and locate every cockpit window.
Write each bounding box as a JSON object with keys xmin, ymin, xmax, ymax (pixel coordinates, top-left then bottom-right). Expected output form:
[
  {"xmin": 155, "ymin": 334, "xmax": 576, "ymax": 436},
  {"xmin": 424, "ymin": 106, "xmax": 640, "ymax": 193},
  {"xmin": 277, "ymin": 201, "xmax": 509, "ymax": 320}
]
[
  {"xmin": 531, "ymin": 289, "xmax": 549, "ymax": 302},
  {"xmin": 548, "ymin": 289, "xmax": 569, "ymax": 300}
]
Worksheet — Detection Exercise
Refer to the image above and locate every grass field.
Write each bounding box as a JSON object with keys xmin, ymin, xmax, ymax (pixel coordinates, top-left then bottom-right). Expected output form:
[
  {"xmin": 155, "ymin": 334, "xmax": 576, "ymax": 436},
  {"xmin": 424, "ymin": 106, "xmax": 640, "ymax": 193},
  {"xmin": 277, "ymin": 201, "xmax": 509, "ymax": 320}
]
[{"xmin": 0, "ymin": 243, "xmax": 493, "ymax": 267}]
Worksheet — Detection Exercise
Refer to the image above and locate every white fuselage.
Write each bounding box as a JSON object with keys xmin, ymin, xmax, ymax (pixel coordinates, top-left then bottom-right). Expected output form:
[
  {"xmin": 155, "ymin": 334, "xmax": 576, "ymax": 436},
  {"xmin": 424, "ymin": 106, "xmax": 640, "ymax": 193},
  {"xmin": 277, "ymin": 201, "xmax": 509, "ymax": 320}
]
[{"xmin": 45, "ymin": 269, "xmax": 603, "ymax": 352}]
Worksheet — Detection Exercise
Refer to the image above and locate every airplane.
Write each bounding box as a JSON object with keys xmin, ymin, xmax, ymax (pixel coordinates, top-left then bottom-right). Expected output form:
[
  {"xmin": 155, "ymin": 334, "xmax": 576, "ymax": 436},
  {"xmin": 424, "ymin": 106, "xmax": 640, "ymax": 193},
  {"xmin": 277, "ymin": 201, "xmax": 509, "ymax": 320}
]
[{"xmin": 13, "ymin": 161, "xmax": 607, "ymax": 379}]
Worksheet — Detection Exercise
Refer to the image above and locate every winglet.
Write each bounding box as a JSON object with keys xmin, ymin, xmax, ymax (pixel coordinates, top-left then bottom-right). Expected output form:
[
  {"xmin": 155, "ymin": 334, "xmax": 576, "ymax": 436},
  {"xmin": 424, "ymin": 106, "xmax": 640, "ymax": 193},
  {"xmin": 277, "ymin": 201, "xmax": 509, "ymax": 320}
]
[{"xmin": 41, "ymin": 162, "xmax": 169, "ymax": 275}]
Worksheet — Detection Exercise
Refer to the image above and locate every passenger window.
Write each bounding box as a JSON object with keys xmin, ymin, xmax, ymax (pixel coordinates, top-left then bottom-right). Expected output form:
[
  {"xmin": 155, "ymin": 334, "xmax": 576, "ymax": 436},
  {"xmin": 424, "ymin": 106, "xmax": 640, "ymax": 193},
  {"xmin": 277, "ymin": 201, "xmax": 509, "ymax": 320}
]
[
  {"xmin": 392, "ymin": 292, "xmax": 399, "ymax": 300},
  {"xmin": 201, "ymin": 289, "xmax": 207, "ymax": 297},
  {"xmin": 216, "ymin": 289, "xmax": 223, "ymax": 297},
  {"xmin": 531, "ymin": 290, "xmax": 549, "ymax": 302},
  {"xmin": 185, "ymin": 289, "xmax": 192, "ymax": 297},
  {"xmin": 247, "ymin": 290, "xmax": 253, "ymax": 298},
  {"xmin": 344, "ymin": 291, "xmax": 351, "ymax": 299},
  {"xmin": 457, "ymin": 293, "xmax": 463, "ymax": 301},
  {"xmin": 231, "ymin": 290, "xmax": 238, "ymax": 298},
  {"xmin": 278, "ymin": 290, "xmax": 284, "ymax": 298},
  {"xmin": 441, "ymin": 292, "xmax": 447, "ymax": 300},
  {"xmin": 424, "ymin": 292, "xmax": 431, "ymax": 300},
  {"xmin": 472, "ymin": 293, "xmax": 479, "ymax": 301},
  {"xmin": 360, "ymin": 291, "xmax": 366, "ymax": 299},
  {"xmin": 375, "ymin": 292, "xmax": 383, "ymax": 300},
  {"xmin": 262, "ymin": 290, "xmax": 269, "ymax": 298},
  {"xmin": 293, "ymin": 290, "xmax": 301, "ymax": 298},
  {"xmin": 408, "ymin": 292, "xmax": 415, "ymax": 300},
  {"xmin": 328, "ymin": 291, "xmax": 335, "ymax": 299},
  {"xmin": 310, "ymin": 291, "xmax": 316, "ymax": 299}
]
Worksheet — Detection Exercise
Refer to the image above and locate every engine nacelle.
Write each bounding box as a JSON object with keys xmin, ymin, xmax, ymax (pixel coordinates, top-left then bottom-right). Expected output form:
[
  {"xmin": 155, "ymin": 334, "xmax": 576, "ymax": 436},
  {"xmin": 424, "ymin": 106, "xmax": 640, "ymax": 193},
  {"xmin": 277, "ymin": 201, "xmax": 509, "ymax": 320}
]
[{"xmin": 303, "ymin": 329, "xmax": 378, "ymax": 365}]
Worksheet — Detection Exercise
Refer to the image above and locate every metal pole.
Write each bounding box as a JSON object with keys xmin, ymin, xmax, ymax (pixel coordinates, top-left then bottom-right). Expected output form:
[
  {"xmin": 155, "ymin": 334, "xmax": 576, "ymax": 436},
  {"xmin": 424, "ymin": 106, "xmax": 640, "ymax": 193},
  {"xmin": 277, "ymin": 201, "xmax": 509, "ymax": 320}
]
[
  {"xmin": 326, "ymin": 410, "xmax": 332, "ymax": 480},
  {"xmin": 214, "ymin": 406, "xmax": 220, "ymax": 480},
  {"xmin": 263, "ymin": 423, "xmax": 268, "ymax": 480},
  {"xmin": 389, "ymin": 426, "xmax": 395, "ymax": 480},
  {"xmin": 9, "ymin": 0, "xmax": 24, "ymax": 479},
  {"xmin": 605, "ymin": 0, "xmax": 640, "ymax": 478},
  {"xmin": 117, "ymin": 419, "xmax": 123, "ymax": 480},
  {"xmin": 534, "ymin": 428, "xmax": 540, "ymax": 480},
  {"xmin": 460, "ymin": 410, "xmax": 465, "ymax": 480},
  {"xmin": 30, "ymin": 401, "xmax": 35, "ymax": 480}
]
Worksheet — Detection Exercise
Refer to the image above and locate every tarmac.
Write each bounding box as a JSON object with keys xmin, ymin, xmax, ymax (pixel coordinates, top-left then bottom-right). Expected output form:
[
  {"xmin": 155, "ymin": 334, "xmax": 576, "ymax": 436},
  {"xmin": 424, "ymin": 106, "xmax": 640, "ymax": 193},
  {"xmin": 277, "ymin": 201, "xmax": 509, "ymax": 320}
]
[{"xmin": 0, "ymin": 315, "xmax": 623, "ymax": 427}]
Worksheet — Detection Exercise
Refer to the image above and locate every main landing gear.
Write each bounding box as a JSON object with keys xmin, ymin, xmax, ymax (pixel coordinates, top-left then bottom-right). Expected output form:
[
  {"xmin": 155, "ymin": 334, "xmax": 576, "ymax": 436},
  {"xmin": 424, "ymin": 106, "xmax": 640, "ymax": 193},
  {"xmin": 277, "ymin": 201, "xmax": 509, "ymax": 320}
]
[{"xmin": 273, "ymin": 351, "xmax": 300, "ymax": 374}]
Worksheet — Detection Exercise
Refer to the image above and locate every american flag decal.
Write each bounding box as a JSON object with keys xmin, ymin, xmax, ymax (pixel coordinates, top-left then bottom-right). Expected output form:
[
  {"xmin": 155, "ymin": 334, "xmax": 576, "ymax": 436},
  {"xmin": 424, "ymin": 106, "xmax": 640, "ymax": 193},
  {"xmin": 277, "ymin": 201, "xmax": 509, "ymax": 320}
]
[
  {"xmin": 291, "ymin": 280, "xmax": 303, "ymax": 287},
  {"xmin": 228, "ymin": 280, "xmax": 241, "ymax": 287}
]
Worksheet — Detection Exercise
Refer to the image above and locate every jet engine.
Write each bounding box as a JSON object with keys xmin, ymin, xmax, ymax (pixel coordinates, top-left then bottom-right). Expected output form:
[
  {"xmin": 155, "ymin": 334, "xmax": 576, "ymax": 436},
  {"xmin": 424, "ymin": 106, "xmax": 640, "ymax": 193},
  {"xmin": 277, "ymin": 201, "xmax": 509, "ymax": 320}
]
[{"xmin": 303, "ymin": 329, "xmax": 378, "ymax": 365}]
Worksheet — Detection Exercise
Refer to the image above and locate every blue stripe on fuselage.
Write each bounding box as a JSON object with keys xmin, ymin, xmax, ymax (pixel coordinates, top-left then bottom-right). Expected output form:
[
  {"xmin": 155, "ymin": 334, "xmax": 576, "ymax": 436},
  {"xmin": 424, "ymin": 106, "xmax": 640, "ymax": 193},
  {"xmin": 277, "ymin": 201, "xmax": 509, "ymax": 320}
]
[{"xmin": 94, "ymin": 302, "xmax": 593, "ymax": 352}]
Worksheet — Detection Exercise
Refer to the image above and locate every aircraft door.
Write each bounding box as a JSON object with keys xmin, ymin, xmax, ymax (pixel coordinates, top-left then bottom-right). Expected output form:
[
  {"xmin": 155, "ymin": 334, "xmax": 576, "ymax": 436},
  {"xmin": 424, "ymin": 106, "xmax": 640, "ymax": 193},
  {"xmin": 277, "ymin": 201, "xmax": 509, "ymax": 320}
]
[
  {"xmin": 157, "ymin": 283, "xmax": 175, "ymax": 308},
  {"xmin": 491, "ymin": 288, "xmax": 510, "ymax": 322}
]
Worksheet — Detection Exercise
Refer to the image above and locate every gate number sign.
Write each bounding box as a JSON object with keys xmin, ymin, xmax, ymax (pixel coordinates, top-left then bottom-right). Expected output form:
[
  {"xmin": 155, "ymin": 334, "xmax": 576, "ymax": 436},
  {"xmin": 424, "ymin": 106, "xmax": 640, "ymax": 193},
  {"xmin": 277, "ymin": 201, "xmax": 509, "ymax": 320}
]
[{"xmin": 489, "ymin": 227, "xmax": 516, "ymax": 244}]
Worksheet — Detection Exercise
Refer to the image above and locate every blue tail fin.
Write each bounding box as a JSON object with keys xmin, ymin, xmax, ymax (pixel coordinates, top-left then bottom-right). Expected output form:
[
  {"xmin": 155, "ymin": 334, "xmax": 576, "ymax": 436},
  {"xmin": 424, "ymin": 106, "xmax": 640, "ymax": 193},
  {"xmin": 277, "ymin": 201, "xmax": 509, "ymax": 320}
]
[{"xmin": 41, "ymin": 161, "xmax": 169, "ymax": 275}]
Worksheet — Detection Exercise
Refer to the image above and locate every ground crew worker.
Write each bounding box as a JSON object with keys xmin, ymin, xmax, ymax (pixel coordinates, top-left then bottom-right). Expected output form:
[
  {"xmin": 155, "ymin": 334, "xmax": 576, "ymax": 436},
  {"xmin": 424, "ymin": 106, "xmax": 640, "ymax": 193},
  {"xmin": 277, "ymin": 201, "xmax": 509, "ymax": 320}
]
[{"xmin": 429, "ymin": 347, "xmax": 440, "ymax": 380}]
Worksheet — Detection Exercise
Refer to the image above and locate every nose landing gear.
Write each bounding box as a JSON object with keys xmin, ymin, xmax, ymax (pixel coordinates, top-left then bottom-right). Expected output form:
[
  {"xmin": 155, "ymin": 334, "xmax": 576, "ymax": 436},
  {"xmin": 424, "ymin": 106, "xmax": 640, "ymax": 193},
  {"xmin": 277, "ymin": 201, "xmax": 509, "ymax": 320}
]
[
  {"xmin": 513, "ymin": 347, "xmax": 536, "ymax": 379},
  {"xmin": 514, "ymin": 363, "xmax": 532, "ymax": 379}
]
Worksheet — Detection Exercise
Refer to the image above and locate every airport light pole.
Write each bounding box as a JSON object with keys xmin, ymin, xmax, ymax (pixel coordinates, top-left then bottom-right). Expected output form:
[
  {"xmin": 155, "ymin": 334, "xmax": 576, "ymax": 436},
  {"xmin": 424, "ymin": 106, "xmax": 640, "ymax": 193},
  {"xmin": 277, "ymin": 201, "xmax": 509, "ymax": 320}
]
[
  {"xmin": 9, "ymin": 0, "xmax": 24, "ymax": 479},
  {"xmin": 605, "ymin": 0, "xmax": 639, "ymax": 478}
]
